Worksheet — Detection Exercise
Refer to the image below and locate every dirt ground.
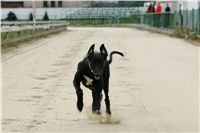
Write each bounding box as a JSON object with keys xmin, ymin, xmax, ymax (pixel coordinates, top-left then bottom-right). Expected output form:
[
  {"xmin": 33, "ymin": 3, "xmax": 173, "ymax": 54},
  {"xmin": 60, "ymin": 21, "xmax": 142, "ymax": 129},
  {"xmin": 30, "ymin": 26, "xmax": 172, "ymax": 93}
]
[{"xmin": 1, "ymin": 27, "xmax": 199, "ymax": 132}]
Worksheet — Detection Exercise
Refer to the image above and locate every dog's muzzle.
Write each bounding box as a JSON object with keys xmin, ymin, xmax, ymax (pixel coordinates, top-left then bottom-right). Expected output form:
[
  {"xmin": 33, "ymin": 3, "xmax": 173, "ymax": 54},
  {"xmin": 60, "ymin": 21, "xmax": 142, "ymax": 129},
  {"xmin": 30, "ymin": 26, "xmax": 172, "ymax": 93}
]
[
  {"xmin": 88, "ymin": 61, "xmax": 101, "ymax": 80},
  {"xmin": 94, "ymin": 74, "xmax": 101, "ymax": 80}
]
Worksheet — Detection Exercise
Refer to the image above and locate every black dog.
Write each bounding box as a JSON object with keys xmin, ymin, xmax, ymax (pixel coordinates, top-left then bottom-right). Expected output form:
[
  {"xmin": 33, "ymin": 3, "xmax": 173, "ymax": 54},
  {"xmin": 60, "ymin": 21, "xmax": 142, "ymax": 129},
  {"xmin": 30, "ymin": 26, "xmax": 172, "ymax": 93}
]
[{"xmin": 73, "ymin": 44, "xmax": 124, "ymax": 115}]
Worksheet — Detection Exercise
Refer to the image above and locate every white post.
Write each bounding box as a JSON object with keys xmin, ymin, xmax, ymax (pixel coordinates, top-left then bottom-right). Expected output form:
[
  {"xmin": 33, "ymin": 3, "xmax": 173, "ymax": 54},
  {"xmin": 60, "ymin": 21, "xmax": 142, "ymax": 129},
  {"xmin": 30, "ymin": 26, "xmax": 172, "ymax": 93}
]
[
  {"xmin": 199, "ymin": 0, "xmax": 200, "ymax": 8},
  {"xmin": 32, "ymin": 0, "xmax": 36, "ymax": 29}
]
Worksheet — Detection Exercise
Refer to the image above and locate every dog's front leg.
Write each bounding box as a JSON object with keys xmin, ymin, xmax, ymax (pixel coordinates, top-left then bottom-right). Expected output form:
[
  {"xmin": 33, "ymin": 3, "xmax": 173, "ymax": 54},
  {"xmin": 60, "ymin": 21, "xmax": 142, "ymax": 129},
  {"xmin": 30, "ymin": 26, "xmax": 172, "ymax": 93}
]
[
  {"xmin": 92, "ymin": 81, "xmax": 103, "ymax": 114},
  {"xmin": 73, "ymin": 71, "xmax": 84, "ymax": 111},
  {"xmin": 92, "ymin": 90, "xmax": 102, "ymax": 114}
]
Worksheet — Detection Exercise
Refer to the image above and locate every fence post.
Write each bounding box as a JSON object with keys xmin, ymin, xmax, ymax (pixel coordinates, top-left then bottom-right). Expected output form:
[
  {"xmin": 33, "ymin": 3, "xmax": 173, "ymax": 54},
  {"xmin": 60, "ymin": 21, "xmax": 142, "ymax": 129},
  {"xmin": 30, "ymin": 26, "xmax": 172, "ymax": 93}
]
[
  {"xmin": 199, "ymin": 7, "xmax": 200, "ymax": 34},
  {"xmin": 140, "ymin": 14, "xmax": 143, "ymax": 26},
  {"xmin": 186, "ymin": 9, "xmax": 188, "ymax": 26},
  {"xmin": 173, "ymin": 11, "xmax": 177, "ymax": 29},
  {"xmin": 192, "ymin": 8, "xmax": 194, "ymax": 31}
]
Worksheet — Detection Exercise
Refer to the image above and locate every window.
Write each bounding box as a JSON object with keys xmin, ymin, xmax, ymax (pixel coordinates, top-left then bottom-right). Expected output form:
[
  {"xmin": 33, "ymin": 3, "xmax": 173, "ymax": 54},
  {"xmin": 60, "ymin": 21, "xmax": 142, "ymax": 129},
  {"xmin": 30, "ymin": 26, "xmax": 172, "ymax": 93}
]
[
  {"xmin": 58, "ymin": 1, "xmax": 62, "ymax": 7},
  {"xmin": 43, "ymin": 1, "xmax": 48, "ymax": 7},
  {"xmin": 51, "ymin": 1, "xmax": 55, "ymax": 7}
]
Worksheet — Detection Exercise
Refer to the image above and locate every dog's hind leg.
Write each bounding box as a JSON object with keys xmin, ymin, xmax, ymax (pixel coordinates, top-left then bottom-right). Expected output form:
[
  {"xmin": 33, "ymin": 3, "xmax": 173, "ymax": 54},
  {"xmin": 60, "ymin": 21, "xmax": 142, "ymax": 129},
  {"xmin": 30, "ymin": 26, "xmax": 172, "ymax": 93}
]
[
  {"xmin": 103, "ymin": 80, "xmax": 111, "ymax": 115},
  {"xmin": 103, "ymin": 63, "xmax": 111, "ymax": 115},
  {"xmin": 104, "ymin": 87, "xmax": 111, "ymax": 115}
]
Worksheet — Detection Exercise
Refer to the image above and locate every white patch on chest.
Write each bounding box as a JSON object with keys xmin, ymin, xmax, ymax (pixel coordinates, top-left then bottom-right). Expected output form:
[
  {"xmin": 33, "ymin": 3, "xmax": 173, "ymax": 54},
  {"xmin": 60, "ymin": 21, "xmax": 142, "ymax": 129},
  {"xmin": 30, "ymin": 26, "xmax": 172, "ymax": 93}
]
[{"xmin": 83, "ymin": 75, "xmax": 93, "ymax": 86}]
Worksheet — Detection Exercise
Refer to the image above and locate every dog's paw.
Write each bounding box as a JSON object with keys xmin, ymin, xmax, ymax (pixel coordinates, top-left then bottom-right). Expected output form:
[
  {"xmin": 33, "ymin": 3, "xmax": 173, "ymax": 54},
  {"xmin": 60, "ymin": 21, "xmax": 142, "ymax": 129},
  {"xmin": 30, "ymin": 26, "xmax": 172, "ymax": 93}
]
[
  {"xmin": 106, "ymin": 109, "xmax": 111, "ymax": 115},
  {"xmin": 77, "ymin": 100, "xmax": 83, "ymax": 112},
  {"xmin": 93, "ymin": 110, "xmax": 101, "ymax": 115}
]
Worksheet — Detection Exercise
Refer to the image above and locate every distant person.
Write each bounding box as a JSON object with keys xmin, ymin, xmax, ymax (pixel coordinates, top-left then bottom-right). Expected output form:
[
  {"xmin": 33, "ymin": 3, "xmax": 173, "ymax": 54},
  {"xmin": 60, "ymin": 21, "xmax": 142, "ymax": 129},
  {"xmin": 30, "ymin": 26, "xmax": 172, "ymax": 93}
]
[
  {"xmin": 156, "ymin": 3, "xmax": 162, "ymax": 13},
  {"xmin": 164, "ymin": 3, "xmax": 171, "ymax": 28},
  {"xmin": 152, "ymin": 2, "xmax": 156, "ymax": 13},
  {"xmin": 155, "ymin": 3, "xmax": 162, "ymax": 27},
  {"xmin": 179, "ymin": 3, "xmax": 183, "ymax": 28},
  {"xmin": 152, "ymin": 2, "xmax": 156, "ymax": 26},
  {"xmin": 165, "ymin": 3, "xmax": 171, "ymax": 13},
  {"xmin": 147, "ymin": 3, "xmax": 153, "ymax": 13}
]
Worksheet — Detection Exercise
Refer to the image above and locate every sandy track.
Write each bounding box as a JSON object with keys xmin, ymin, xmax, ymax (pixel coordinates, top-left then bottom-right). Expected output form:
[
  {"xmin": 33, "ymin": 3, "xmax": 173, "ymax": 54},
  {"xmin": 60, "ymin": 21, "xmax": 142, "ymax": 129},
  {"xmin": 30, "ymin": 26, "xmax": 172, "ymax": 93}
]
[{"xmin": 2, "ymin": 27, "xmax": 199, "ymax": 132}]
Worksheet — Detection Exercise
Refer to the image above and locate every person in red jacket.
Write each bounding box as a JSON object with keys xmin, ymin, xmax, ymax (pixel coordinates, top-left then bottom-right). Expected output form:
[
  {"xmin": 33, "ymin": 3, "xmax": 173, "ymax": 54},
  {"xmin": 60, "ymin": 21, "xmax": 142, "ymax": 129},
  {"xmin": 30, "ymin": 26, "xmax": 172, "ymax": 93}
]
[
  {"xmin": 155, "ymin": 3, "xmax": 162, "ymax": 27},
  {"xmin": 147, "ymin": 3, "xmax": 153, "ymax": 13},
  {"xmin": 156, "ymin": 3, "xmax": 162, "ymax": 13}
]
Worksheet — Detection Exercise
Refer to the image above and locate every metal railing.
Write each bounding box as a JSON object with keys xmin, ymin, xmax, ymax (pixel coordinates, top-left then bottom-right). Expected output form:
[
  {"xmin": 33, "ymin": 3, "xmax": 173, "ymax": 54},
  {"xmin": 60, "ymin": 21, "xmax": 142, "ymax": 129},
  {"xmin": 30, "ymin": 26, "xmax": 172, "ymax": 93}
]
[
  {"xmin": 180, "ymin": 8, "xmax": 200, "ymax": 34},
  {"xmin": 1, "ymin": 24, "xmax": 67, "ymax": 45},
  {"xmin": 1, "ymin": 21, "xmax": 66, "ymax": 26},
  {"xmin": 1, "ymin": 8, "xmax": 199, "ymax": 35},
  {"xmin": 64, "ymin": 8, "xmax": 199, "ymax": 35},
  {"xmin": 140, "ymin": 13, "xmax": 176, "ymax": 29}
]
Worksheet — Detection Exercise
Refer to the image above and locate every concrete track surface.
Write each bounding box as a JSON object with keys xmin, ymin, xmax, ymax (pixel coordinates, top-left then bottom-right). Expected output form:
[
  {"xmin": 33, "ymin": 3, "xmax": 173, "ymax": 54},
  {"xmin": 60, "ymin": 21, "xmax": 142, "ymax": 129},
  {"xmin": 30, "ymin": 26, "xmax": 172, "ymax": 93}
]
[{"xmin": 2, "ymin": 27, "xmax": 199, "ymax": 132}]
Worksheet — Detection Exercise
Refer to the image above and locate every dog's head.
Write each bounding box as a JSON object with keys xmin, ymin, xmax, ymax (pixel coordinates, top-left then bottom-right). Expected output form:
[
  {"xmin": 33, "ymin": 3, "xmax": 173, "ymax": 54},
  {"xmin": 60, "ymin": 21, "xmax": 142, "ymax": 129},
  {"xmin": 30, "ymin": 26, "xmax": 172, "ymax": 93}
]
[{"xmin": 87, "ymin": 44, "xmax": 108, "ymax": 80}]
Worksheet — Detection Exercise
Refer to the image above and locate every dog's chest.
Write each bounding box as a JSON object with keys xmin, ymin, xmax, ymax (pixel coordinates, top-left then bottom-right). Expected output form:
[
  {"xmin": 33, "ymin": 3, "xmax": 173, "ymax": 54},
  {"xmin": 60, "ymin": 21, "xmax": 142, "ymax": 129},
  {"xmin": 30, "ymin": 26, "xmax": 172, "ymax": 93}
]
[{"xmin": 83, "ymin": 75, "xmax": 93, "ymax": 86}]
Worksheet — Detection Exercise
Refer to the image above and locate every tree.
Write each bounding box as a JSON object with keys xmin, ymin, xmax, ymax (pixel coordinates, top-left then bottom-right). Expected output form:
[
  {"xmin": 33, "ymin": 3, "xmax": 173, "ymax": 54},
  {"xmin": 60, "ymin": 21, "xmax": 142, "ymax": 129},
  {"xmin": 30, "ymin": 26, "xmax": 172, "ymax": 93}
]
[
  {"xmin": 43, "ymin": 11, "xmax": 49, "ymax": 21},
  {"xmin": 6, "ymin": 12, "xmax": 17, "ymax": 21}
]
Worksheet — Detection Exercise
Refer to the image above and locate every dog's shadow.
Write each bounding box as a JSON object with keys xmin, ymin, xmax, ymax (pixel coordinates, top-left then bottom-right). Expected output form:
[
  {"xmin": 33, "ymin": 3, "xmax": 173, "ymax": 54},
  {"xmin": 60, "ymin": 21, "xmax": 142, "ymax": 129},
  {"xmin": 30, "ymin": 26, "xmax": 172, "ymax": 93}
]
[{"xmin": 84, "ymin": 106, "xmax": 121, "ymax": 124}]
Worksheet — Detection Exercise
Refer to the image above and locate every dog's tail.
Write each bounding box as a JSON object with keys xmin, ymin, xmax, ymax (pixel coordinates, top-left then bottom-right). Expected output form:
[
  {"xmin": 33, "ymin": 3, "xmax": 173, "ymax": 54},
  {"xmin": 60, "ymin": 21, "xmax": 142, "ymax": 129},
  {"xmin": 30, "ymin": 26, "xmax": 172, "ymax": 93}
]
[{"xmin": 108, "ymin": 51, "xmax": 124, "ymax": 64}]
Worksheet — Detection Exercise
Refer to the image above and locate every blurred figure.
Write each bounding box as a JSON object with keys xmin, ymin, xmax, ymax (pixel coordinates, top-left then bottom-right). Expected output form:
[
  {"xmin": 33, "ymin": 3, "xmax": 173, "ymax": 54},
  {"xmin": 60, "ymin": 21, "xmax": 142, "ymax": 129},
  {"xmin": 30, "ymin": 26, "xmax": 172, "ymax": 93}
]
[
  {"xmin": 165, "ymin": 3, "xmax": 171, "ymax": 12},
  {"xmin": 155, "ymin": 3, "xmax": 162, "ymax": 27},
  {"xmin": 152, "ymin": 2, "xmax": 156, "ymax": 13},
  {"xmin": 152, "ymin": 2, "xmax": 156, "ymax": 27},
  {"xmin": 179, "ymin": 3, "xmax": 183, "ymax": 28},
  {"xmin": 147, "ymin": 3, "xmax": 153, "ymax": 13},
  {"xmin": 156, "ymin": 3, "xmax": 162, "ymax": 13},
  {"xmin": 165, "ymin": 3, "xmax": 171, "ymax": 28}
]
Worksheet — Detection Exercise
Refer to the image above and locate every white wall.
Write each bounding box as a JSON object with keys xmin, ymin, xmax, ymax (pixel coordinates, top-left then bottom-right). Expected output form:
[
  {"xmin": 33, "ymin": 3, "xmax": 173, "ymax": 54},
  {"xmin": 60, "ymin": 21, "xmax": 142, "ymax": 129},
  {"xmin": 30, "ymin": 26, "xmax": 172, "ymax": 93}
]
[
  {"xmin": 180, "ymin": 0, "xmax": 199, "ymax": 10},
  {"xmin": 1, "ymin": 8, "xmax": 68, "ymax": 20}
]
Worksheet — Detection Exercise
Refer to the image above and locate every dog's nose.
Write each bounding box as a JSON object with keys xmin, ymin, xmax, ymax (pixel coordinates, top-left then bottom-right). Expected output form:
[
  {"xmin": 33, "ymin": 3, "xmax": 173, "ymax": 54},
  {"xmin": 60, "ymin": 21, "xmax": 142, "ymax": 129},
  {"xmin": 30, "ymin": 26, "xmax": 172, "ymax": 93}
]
[
  {"xmin": 94, "ymin": 73, "xmax": 101, "ymax": 80},
  {"xmin": 94, "ymin": 73, "xmax": 101, "ymax": 77},
  {"xmin": 94, "ymin": 74, "xmax": 100, "ymax": 76}
]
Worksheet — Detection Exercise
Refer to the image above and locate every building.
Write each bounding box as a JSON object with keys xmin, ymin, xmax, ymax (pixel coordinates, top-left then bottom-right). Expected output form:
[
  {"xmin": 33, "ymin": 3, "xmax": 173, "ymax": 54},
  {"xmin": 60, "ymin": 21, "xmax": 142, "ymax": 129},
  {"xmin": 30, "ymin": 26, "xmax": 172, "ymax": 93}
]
[
  {"xmin": 1, "ymin": 1, "xmax": 24, "ymax": 8},
  {"xmin": 1, "ymin": 1, "xmax": 92, "ymax": 8},
  {"xmin": 24, "ymin": 1, "xmax": 92, "ymax": 8}
]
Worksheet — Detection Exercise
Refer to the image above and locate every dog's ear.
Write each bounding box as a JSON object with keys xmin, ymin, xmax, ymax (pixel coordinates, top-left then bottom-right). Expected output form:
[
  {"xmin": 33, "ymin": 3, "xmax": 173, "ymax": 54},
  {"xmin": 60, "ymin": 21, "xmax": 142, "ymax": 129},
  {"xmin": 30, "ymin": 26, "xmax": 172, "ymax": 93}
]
[
  {"xmin": 100, "ymin": 44, "xmax": 108, "ymax": 58},
  {"xmin": 87, "ymin": 44, "xmax": 95, "ymax": 57}
]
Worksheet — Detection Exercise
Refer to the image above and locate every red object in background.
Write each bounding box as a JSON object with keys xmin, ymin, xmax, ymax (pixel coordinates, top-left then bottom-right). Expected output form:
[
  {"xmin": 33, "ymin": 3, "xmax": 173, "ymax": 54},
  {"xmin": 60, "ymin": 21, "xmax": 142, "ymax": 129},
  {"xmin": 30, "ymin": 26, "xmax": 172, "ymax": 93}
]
[
  {"xmin": 147, "ymin": 4, "xmax": 152, "ymax": 13},
  {"xmin": 156, "ymin": 4, "xmax": 162, "ymax": 13}
]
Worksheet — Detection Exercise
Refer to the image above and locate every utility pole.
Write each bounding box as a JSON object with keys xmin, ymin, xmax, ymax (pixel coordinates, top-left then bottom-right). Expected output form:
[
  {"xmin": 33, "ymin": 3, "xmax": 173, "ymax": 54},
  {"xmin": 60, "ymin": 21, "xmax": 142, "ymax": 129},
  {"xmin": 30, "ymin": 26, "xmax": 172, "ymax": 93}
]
[
  {"xmin": 32, "ymin": 0, "xmax": 36, "ymax": 29},
  {"xmin": 198, "ymin": 0, "xmax": 200, "ymax": 12},
  {"xmin": 198, "ymin": 0, "xmax": 200, "ymax": 35}
]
